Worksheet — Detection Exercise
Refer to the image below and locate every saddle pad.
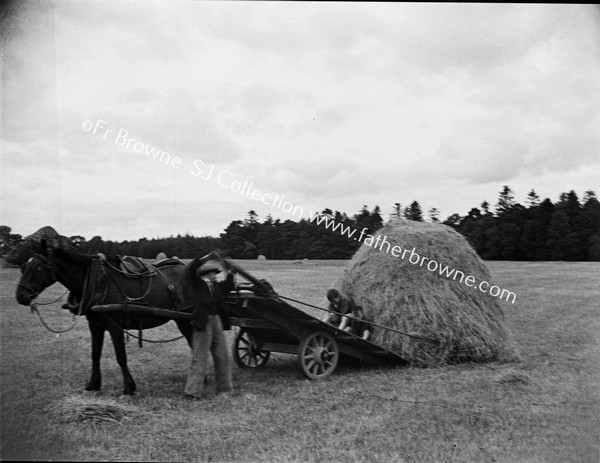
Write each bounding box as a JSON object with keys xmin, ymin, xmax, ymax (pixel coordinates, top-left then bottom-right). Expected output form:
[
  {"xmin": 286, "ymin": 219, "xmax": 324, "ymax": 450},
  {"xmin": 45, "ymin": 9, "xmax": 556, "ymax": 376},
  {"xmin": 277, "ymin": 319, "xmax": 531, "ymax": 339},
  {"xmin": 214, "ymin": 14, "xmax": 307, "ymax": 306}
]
[
  {"xmin": 154, "ymin": 258, "xmax": 183, "ymax": 268},
  {"xmin": 120, "ymin": 255, "xmax": 152, "ymax": 275}
]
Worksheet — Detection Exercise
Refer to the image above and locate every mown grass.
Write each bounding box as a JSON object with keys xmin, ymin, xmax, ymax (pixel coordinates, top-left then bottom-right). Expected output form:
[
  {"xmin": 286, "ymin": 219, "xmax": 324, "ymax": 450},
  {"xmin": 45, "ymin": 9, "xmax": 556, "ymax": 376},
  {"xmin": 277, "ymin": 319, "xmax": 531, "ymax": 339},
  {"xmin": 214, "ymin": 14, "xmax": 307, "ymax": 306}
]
[{"xmin": 1, "ymin": 261, "xmax": 598, "ymax": 462}]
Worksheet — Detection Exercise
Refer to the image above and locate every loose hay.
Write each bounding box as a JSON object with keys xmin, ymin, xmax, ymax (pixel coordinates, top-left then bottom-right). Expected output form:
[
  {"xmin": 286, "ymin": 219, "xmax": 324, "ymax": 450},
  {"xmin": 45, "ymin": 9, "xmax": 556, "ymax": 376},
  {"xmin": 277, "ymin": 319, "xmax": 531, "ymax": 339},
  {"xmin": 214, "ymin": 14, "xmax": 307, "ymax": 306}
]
[
  {"xmin": 49, "ymin": 395, "xmax": 137, "ymax": 425},
  {"xmin": 334, "ymin": 220, "xmax": 516, "ymax": 366},
  {"xmin": 496, "ymin": 370, "xmax": 532, "ymax": 385}
]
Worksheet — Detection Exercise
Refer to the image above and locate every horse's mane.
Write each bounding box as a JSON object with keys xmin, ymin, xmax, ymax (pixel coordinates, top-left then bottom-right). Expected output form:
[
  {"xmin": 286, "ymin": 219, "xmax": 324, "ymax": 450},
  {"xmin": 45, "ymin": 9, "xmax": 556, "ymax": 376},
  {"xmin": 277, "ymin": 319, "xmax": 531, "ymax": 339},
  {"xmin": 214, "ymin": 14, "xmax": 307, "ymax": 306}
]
[{"xmin": 51, "ymin": 247, "xmax": 93, "ymax": 266}]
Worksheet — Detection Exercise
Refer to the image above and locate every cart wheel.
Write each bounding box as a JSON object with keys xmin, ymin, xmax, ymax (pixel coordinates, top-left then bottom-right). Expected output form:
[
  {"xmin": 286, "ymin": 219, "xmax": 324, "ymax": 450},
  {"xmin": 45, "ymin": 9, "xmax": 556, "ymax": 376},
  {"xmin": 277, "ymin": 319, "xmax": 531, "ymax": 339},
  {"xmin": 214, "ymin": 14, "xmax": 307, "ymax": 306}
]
[
  {"xmin": 297, "ymin": 331, "xmax": 339, "ymax": 380},
  {"xmin": 233, "ymin": 329, "xmax": 270, "ymax": 368}
]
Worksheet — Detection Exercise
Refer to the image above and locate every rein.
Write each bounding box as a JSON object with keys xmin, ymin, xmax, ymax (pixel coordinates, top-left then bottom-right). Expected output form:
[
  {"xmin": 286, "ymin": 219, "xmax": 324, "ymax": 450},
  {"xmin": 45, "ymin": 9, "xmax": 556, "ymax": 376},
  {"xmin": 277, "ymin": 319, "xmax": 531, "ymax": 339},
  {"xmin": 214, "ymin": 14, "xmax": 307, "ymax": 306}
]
[
  {"xmin": 27, "ymin": 252, "xmax": 98, "ymax": 334},
  {"xmin": 275, "ymin": 294, "xmax": 440, "ymax": 346},
  {"xmin": 29, "ymin": 288, "xmax": 73, "ymax": 334}
]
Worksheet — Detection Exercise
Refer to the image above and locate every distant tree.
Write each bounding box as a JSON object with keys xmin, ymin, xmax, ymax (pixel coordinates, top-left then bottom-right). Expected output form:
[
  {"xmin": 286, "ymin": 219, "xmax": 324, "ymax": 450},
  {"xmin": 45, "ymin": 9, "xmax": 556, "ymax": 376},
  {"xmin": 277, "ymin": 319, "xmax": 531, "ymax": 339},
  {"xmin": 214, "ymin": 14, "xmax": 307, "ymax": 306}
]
[
  {"xmin": 481, "ymin": 200, "xmax": 491, "ymax": 215},
  {"xmin": 246, "ymin": 210, "xmax": 259, "ymax": 224},
  {"xmin": 555, "ymin": 191, "xmax": 586, "ymax": 259},
  {"xmin": 390, "ymin": 202, "xmax": 403, "ymax": 221},
  {"xmin": 321, "ymin": 208, "xmax": 333, "ymax": 218},
  {"xmin": 582, "ymin": 190, "xmax": 598, "ymax": 204},
  {"xmin": 443, "ymin": 213, "xmax": 462, "ymax": 229},
  {"xmin": 466, "ymin": 208, "xmax": 481, "ymax": 221},
  {"xmin": 403, "ymin": 201, "xmax": 424, "ymax": 222},
  {"xmin": 0, "ymin": 226, "xmax": 22, "ymax": 256},
  {"xmin": 496, "ymin": 185, "xmax": 516, "ymax": 215},
  {"xmin": 581, "ymin": 190, "xmax": 600, "ymax": 260},
  {"xmin": 499, "ymin": 222, "xmax": 522, "ymax": 259},
  {"xmin": 483, "ymin": 224, "xmax": 502, "ymax": 259},
  {"xmin": 582, "ymin": 191, "xmax": 600, "ymax": 232},
  {"xmin": 526, "ymin": 189, "xmax": 540, "ymax": 208},
  {"xmin": 370, "ymin": 205, "xmax": 384, "ymax": 231},
  {"xmin": 220, "ymin": 220, "xmax": 255, "ymax": 258},
  {"xmin": 589, "ymin": 235, "xmax": 600, "ymax": 261},
  {"xmin": 354, "ymin": 205, "xmax": 373, "ymax": 233},
  {"xmin": 428, "ymin": 207, "xmax": 440, "ymax": 223},
  {"xmin": 256, "ymin": 215, "xmax": 280, "ymax": 259},
  {"xmin": 547, "ymin": 210, "xmax": 580, "ymax": 260}
]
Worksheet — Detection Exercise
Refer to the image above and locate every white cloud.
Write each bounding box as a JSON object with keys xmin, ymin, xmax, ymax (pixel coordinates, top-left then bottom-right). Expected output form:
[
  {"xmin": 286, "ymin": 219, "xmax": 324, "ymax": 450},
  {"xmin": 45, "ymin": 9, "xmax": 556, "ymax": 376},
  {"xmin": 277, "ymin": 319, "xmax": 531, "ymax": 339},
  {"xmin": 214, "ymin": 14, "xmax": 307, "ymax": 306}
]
[{"xmin": 2, "ymin": 2, "xmax": 599, "ymax": 240}]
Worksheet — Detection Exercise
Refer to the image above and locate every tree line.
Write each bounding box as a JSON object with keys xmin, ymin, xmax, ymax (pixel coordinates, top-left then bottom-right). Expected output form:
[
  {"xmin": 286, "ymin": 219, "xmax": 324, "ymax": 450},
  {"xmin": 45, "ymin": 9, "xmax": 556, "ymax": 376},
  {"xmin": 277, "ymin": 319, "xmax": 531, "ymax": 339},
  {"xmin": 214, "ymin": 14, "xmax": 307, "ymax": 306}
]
[
  {"xmin": 218, "ymin": 186, "xmax": 600, "ymax": 261},
  {"xmin": 1, "ymin": 186, "xmax": 598, "ymax": 261},
  {"xmin": 451, "ymin": 187, "xmax": 600, "ymax": 261}
]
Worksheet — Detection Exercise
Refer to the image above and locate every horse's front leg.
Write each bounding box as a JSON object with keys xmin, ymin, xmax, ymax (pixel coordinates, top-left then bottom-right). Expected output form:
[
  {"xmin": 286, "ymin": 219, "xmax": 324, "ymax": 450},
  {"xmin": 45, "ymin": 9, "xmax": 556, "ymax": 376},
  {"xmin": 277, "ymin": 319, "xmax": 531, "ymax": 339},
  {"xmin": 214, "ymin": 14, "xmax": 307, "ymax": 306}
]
[
  {"xmin": 85, "ymin": 317, "xmax": 104, "ymax": 391},
  {"xmin": 107, "ymin": 322, "xmax": 136, "ymax": 395}
]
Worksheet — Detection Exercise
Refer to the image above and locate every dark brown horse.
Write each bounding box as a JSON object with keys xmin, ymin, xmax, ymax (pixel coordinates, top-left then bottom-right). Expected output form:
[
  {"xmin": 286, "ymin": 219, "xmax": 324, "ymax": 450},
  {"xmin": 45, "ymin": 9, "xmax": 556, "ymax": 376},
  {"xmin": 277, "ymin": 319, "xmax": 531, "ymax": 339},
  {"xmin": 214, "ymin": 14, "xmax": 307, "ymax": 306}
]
[{"xmin": 15, "ymin": 241, "xmax": 200, "ymax": 395}]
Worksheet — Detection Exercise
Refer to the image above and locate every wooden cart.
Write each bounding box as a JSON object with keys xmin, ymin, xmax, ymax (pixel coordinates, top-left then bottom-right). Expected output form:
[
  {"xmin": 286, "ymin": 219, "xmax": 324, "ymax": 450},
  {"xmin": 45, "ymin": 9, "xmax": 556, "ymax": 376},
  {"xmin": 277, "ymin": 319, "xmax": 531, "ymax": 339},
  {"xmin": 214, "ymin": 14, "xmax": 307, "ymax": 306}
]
[{"xmin": 223, "ymin": 259, "xmax": 407, "ymax": 380}]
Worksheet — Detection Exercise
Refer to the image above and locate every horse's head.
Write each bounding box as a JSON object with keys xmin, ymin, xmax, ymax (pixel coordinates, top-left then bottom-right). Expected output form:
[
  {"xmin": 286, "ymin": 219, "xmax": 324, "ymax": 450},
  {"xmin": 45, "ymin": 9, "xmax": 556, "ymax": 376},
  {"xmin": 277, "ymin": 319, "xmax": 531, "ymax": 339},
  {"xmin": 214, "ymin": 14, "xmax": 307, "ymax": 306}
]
[{"xmin": 15, "ymin": 242, "xmax": 57, "ymax": 306}]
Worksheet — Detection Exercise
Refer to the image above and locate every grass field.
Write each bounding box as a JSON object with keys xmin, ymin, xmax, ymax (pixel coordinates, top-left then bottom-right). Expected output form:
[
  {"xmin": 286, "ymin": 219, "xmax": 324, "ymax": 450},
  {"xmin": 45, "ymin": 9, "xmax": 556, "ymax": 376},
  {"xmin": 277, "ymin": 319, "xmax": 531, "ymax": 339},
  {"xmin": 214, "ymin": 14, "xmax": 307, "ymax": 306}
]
[{"xmin": 1, "ymin": 260, "xmax": 598, "ymax": 462}]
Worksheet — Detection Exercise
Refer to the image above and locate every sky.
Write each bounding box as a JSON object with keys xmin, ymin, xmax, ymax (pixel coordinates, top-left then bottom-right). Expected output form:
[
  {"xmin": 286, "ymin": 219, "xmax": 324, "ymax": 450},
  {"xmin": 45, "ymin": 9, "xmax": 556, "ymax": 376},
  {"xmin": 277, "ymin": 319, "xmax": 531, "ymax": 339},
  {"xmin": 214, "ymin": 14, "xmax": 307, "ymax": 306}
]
[{"xmin": 1, "ymin": 2, "xmax": 599, "ymax": 242}]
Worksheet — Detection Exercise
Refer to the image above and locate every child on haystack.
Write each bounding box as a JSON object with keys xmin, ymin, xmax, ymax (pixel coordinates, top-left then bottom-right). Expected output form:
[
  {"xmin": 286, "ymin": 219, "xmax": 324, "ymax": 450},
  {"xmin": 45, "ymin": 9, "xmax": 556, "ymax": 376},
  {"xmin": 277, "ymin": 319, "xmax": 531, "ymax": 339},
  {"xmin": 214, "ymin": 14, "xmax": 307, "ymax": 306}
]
[{"xmin": 324, "ymin": 289, "xmax": 372, "ymax": 341}]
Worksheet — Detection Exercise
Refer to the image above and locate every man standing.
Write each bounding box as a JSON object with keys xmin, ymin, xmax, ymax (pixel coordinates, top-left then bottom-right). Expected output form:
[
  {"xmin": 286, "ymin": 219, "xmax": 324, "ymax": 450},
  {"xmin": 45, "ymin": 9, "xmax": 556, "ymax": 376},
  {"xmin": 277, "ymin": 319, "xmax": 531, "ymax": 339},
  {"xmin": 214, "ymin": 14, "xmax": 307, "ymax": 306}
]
[{"xmin": 184, "ymin": 258, "xmax": 235, "ymax": 399}]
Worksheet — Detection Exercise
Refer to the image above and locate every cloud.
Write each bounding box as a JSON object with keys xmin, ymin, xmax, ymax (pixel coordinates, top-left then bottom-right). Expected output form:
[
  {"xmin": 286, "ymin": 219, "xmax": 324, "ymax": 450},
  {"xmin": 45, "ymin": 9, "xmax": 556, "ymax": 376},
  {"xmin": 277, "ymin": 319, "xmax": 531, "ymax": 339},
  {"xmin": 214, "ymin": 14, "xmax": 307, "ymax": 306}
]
[
  {"xmin": 2, "ymin": 3, "xmax": 599, "ymax": 241},
  {"xmin": 424, "ymin": 5, "xmax": 600, "ymax": 185},
  {"xmin": 1, "ymin": 2, "xmax": 58, "ymax": 143}
]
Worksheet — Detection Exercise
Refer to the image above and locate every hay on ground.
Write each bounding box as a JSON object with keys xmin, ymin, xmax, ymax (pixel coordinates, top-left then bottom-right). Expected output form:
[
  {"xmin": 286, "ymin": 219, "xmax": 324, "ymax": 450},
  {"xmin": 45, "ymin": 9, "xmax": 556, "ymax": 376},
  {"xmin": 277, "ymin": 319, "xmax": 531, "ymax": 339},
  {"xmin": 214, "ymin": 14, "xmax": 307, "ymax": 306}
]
[
  {"xmin": 333, "ymin": 220, "xmax": 516, "ymax": 366},
  {"xmin": 49, "ymin": 395, "xmax": 137, "ymax": 424}
]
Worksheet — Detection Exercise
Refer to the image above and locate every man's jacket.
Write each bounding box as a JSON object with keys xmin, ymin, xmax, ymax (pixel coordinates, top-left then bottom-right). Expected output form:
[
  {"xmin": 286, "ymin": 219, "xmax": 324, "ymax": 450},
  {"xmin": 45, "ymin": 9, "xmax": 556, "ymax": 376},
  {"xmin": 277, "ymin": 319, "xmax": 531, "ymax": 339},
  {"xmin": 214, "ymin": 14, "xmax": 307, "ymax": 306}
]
[{"xmin": 188, "ymin": 259, "xmax": 235, "ymax": 330}]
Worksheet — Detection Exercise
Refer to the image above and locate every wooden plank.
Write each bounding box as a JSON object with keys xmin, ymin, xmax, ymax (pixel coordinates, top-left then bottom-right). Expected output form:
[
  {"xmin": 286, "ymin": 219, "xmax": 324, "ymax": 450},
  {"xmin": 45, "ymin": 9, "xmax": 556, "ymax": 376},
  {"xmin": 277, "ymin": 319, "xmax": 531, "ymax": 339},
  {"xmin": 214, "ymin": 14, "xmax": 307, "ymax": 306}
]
[
  {"xmin": 92, "ymin": 304, "xmax": 192, "ymax": 322},
  {"xmin": 229, "ymin": 317, "xmax": 280, "ymax": 330},
  {"xmin": 261, "ymin": 342, "xmax": 298, "ymax": 354}
]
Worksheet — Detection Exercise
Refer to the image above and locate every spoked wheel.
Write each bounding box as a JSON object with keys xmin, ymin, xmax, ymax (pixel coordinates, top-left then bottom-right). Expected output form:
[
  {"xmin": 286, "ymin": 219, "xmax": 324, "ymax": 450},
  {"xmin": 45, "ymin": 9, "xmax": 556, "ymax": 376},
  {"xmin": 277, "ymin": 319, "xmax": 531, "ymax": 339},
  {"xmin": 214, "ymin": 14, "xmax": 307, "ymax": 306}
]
[
  {"xmin": 233, "ymin": 329, "xmax": 270, "ymax": 368},
  {"xmin": 297, "ymin": 331, "xmax": 339, "ymax": 380}
]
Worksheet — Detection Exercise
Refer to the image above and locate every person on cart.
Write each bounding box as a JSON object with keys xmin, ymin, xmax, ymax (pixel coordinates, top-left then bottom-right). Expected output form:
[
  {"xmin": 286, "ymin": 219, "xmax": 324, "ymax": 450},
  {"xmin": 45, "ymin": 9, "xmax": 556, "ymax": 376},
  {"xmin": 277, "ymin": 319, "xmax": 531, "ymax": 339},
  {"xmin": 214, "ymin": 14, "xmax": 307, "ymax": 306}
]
[
  {"xmin": 347, "ymin": 305, "xmax": 373, "ymax": 341},
  {"xmin": 323, "ymin": 289, "xmax": 372, "ymax": 340},
  {"xmin": 184, "ymin": 258, "xmax": 236, "ymax": 399}
]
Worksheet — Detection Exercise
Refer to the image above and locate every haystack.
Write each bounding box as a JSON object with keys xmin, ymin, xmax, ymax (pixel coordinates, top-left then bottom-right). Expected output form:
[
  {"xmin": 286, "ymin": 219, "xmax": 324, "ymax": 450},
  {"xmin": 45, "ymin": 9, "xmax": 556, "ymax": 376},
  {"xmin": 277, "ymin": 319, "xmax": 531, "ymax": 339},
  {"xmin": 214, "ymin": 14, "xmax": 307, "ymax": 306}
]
[
  {"xmin": 333, "ymin": 220, "xmax": 515, "ymax": 366},
  {"xmin": 5, "ymin": 225, "xmax": 74, "ymax": 265}
]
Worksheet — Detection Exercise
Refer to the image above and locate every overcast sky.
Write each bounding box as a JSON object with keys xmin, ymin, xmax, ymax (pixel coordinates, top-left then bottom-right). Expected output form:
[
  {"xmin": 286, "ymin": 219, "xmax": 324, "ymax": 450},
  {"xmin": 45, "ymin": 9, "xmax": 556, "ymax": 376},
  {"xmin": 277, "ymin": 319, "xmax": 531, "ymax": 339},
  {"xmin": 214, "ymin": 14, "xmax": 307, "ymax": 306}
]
[{"xmin": 2, "ymin": 2, "xmax": 599, "ymax": 242}]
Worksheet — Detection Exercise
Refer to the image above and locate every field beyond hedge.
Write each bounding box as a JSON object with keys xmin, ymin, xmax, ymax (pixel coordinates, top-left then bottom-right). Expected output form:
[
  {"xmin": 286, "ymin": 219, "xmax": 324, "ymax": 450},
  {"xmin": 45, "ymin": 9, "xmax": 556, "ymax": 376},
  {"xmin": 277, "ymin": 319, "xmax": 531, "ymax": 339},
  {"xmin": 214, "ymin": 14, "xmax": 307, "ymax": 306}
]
[{"xmin": 1, "ymin": 261, "xmax": 598, "ymax": 462}]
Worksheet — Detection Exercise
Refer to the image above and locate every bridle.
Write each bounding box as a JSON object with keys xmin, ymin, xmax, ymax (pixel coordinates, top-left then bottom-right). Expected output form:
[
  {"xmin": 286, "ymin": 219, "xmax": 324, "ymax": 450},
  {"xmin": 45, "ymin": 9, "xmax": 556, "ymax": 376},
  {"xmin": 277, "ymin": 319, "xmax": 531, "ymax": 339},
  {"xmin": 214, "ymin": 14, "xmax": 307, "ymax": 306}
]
[
  {"xmin": 17, "ymin": 253, "xmax": 58, "ymax": 298},
  {"xmin": 18, "ymin": 251, "xmax": 89, "ymax": 334}
]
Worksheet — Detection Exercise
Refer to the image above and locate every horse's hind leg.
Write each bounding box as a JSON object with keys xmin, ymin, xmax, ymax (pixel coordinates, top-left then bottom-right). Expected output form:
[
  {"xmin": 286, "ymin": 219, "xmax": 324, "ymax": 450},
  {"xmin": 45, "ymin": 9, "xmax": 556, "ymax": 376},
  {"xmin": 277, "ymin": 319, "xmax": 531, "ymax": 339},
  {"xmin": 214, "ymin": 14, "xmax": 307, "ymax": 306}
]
[
  {"xmin": 175, "ymin": 320, "xmax": 194, "ymax": 348},
  {"xmin": 85, "ymin": 318, "xmax": 104, "ymax": 391},
  {"xmin": 107, "ymin": 323, "xmax": 136, "ymax": 395}
]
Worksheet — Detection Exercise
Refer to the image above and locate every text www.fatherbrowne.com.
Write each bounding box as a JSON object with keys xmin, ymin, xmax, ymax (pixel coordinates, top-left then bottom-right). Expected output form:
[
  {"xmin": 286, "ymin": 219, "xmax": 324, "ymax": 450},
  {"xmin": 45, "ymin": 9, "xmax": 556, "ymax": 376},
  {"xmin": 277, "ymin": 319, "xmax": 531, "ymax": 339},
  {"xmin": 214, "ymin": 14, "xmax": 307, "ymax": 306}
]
[
  {"xmin": 82, "ymin": 119, "xmax": 516, "ymax": 304},
  {"xmin": 306, "ymin": 212, "xmax": 517, "ymax": 304}
]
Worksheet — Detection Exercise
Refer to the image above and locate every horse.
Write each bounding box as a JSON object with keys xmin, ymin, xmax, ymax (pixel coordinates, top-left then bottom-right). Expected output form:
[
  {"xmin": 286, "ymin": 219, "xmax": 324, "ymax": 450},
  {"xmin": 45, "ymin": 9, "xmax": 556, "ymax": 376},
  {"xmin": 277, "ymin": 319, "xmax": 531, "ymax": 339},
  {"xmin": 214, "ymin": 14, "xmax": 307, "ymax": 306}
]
[{"xmin": 15, "ymin": 241, "xmax": 201, "ymax": 395}]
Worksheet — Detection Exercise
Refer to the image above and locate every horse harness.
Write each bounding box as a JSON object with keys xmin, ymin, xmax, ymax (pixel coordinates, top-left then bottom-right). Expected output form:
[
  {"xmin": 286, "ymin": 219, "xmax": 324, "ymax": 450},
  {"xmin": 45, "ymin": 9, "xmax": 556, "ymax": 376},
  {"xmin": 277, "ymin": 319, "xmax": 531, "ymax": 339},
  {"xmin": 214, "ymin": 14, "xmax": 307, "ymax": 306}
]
[{"xmin": 32, "ymin": 253, "xmax": 187, "ymax": 344}]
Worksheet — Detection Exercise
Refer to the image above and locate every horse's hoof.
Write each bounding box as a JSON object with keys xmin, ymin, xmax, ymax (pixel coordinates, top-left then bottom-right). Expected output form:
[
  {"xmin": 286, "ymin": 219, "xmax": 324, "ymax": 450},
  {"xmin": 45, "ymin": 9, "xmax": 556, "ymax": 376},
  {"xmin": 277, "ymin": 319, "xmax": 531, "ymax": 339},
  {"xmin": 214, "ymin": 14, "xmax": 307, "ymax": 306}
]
[
  {"xmin": 123, "ymin": 384, "xmax": 136, "ymax": 395},
  {"xmin": 85, "ymin": 383, "xmax": 101, "ymax": 391}
]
